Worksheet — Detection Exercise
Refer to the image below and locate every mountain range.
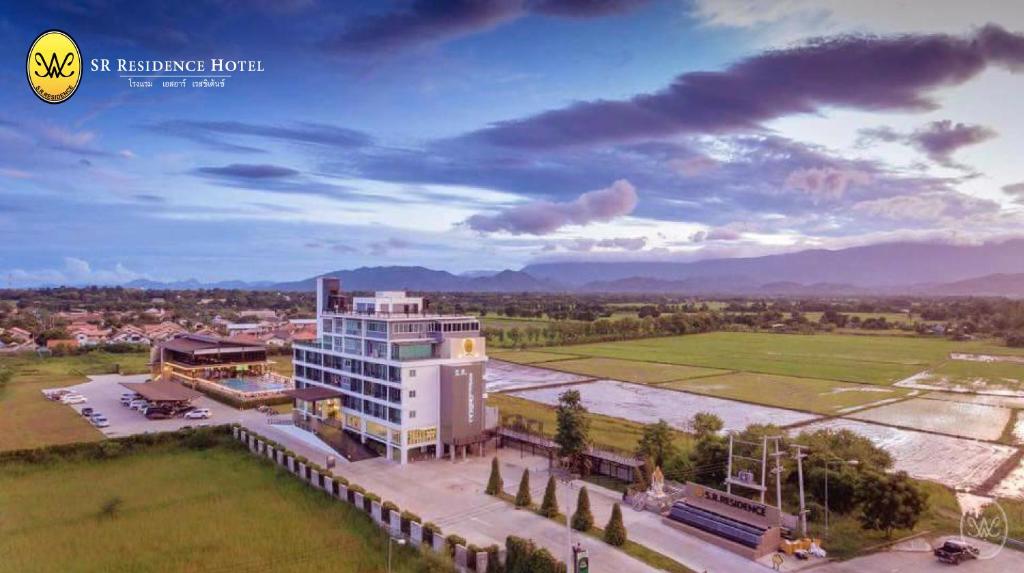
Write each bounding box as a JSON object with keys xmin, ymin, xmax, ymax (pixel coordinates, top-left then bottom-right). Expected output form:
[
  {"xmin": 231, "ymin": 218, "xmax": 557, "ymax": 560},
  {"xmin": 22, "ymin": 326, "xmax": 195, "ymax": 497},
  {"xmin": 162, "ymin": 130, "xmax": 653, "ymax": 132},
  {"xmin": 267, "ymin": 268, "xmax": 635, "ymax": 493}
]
[{"xmin": 124, "ymin": 239, "xmax": 1024, "ymax": 297}]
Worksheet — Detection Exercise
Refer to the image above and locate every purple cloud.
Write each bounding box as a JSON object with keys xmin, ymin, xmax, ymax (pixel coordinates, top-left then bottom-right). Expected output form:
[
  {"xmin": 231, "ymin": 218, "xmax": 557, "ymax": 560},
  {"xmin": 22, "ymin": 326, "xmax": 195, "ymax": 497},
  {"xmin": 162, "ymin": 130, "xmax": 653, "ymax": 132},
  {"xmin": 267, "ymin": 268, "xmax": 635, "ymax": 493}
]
[
  {"xmin": 909, "ymin": 120, "xmax": 996, "ymax": 166},
  {"xmin": 464, "ymin": 25, "xmax": 1024, "ymax": 148},
  {"xmin": 325, "ymin": 0, "xmax": 650, "ymax": 55},
  {"xmin": 465, "ymin": 179, "xmax": 637, "ymax": 234},
  {"xmin": 196, "ymin": 164, "xmax": 299, "ymax": 179},
  {"xmin": 560, "ymin": 236, "xmax": 647, "ymax": 251},
  {"xmin": 785, "ymin": 167, "xmax": 872, "ymax": 202},
  {"xmin": 151, "ymin": 120, "xmax": 372, "ymax": 153}
]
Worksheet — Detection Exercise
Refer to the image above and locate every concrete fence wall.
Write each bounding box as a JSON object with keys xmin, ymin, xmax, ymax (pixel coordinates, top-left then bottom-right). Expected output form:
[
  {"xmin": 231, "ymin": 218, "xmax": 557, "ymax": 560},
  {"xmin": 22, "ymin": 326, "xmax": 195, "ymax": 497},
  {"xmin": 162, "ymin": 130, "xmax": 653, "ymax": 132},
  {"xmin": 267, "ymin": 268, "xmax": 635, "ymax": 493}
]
[{"xmin": 231, "ymin": 427, "xmax": 497, "ymax": 572}]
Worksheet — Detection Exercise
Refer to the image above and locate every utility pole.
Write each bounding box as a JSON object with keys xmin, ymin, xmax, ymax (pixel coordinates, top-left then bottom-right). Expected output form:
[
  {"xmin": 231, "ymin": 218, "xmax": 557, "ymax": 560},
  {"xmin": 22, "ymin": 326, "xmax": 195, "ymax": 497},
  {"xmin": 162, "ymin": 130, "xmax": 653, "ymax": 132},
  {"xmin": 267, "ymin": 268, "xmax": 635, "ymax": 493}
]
[
  {"xmin": 791, "ymin": 444, "xmax": 809, "ymax": 537},
  {"xmin": 768, "ymin": 436, "xmax": 785, "ymax": 524}
]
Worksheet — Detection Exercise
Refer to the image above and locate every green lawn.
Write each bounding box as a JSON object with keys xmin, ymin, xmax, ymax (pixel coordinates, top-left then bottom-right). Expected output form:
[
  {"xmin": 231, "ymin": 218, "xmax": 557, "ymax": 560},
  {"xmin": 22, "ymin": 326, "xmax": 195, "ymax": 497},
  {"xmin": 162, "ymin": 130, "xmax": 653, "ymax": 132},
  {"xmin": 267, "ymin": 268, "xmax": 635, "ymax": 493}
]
[
  {"xmin": 0, "ymin": 444, "xmax": 432, "ymax": 573},
  {"xmin": 538, "ymin": 357, "xmax": 729, "ymax": 385},
  {"xmin": 0, "ymin": 352, "xmax": 151, "ymax": 452},
  {"xmin": 489, "ymin": 350, "xmax": 581, "ymax": 364},
  {"xmin": 538, "ymin": 332, "xmax": 981, "ymax": 385},
  {"xmin": 662, "ymin": 372, "xmax": 911, "ymax": 414}
]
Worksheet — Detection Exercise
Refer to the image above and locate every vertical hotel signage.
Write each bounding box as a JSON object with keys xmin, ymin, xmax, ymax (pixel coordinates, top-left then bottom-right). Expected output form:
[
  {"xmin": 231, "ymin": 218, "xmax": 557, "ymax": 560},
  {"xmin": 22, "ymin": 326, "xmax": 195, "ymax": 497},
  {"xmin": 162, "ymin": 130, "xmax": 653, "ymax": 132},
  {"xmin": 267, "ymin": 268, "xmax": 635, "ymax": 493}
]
[{"xmin": 465, "ymin": 368, "xmax": 476, "ymax": 424}]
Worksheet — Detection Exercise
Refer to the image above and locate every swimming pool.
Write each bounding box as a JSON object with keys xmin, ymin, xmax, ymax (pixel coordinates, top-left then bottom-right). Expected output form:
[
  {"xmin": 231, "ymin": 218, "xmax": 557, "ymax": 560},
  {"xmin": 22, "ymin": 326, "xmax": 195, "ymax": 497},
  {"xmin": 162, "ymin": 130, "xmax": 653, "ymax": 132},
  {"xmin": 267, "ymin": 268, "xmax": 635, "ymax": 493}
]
[{"xmin": 221, "ymin": 377, "xmax": 289, "ymax": 393}]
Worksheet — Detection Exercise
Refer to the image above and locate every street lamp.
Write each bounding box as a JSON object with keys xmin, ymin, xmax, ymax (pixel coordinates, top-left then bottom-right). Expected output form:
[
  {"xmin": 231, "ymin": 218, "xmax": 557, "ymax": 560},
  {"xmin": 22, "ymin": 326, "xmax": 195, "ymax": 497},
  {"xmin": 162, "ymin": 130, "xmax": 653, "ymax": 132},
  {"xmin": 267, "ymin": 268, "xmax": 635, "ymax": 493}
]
[
  {"xmin": 388, "ymin": 536, "xmax": 406, "ymax": 573},
  {"xmin": 553, "ymin": 464, "xmax": 579, "ymax": 572},
  {"xmin": 824, "ymin": 459, "xmax": 859, "ymax": 538}
]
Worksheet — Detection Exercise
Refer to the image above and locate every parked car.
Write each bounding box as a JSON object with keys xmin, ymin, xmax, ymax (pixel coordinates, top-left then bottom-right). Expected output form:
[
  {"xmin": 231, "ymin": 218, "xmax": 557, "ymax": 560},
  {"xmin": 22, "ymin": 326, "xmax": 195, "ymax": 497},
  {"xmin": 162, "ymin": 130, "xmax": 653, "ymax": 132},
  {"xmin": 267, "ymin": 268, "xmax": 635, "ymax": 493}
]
[
  {"xmin": 934, "ymin": 540, "xmax": 979, "ymax": 565},
  {"xmin": 81, "ymin": 407, "xmax": 94, "ymax": 417},
  {"xmin": 61, "ymin": 394, "xmax": 87, "ymax": 405},
  {"xmin": 129, "ymin": 399, "xmax": 149, "ymax": 410},
  {"xmin": 90, "ymin": 415, "xmax": 110, "ymax": 428},
  {"xmin": 183, "ymin": 408, "xmax": 211, "ymax": 420},
  {"xmin": 145, "ymin": 409, "xmax": 171, "ymax": 420}
]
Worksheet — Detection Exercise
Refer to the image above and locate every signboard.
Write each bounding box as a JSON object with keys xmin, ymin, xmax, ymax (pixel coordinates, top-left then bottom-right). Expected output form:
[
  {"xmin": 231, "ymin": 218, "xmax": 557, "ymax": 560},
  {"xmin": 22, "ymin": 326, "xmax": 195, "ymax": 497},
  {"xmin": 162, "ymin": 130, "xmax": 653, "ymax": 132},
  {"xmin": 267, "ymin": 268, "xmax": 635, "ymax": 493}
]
[
  {"xmin": 439, "ymin": 363, "xmax": 485, "ymax": 444},
  {"xmin": 684, "ymin": 482, "xmax": 779, "ymax": 527}
]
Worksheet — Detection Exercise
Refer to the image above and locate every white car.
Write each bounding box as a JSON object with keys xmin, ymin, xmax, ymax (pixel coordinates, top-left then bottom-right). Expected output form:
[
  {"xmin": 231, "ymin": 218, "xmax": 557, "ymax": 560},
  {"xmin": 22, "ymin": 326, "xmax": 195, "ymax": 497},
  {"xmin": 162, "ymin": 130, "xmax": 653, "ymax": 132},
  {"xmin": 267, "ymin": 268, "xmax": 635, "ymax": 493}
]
[
  {"xmin": 90, "ymin": 415, "xmax": 110, "ymax": 428},
  {"xmin": 183, "ymin": 408, "xmax": 211, "ymax": 420},
  {"xmin": 61, "ymin": 394, "xmax": 87, "ymax": 405},
  {"xmin": 129, "ymin": 400, "xmax": 149, "ymax": 411}
]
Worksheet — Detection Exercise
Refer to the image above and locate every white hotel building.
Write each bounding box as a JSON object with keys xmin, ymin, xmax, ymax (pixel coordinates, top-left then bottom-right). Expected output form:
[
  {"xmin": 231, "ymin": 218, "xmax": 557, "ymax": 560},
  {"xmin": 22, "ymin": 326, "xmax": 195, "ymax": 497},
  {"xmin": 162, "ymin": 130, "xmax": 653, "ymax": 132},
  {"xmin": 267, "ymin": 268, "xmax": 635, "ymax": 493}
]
[{"xmin": 291, "ymin": 278, "xmax": 489, "ymax": 464}]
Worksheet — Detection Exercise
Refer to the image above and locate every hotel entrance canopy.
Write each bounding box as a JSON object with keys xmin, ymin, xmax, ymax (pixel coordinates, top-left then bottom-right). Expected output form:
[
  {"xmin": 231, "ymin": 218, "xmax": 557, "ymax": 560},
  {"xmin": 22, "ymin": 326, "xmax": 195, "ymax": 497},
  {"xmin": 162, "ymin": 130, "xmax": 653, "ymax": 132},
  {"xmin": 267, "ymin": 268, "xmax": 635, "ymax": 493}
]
[{"xmin": 286, "ymin": 387, "xmax": 344, "ymax": 402}]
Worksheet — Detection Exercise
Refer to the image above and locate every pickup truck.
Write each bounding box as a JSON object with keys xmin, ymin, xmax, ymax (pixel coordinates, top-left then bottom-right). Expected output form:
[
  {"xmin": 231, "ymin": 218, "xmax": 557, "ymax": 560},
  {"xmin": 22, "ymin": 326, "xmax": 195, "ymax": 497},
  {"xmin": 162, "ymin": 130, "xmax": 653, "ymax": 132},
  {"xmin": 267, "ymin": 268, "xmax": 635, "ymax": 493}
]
[{"xmin": 934, "ymin": 540, "xmax": 979, "ymax": 565}]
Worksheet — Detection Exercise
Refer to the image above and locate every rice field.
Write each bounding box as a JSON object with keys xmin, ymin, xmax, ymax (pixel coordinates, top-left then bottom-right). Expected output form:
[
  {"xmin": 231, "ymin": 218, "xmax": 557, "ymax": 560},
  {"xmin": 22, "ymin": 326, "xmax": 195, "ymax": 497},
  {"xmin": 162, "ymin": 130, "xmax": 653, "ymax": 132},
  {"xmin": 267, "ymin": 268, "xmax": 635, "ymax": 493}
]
[
  {"xmin": 897, "ymin": 359, "xmax": 1024, "ymax": 395},
  {"xmin": 538, "ymin": 332, "xmax": 956, "ymax": 384},
  {"xmin": 485, "ymin": 359, "xmax": 589, "ymax": 392},
  {"xmin": 537, "ymin": 357, "xmax": 728, "ymax": 385},
  {"xmin": 662, "ymin": 372, "xmax": 910, "ymax": 414},
  {"xmin": 510, "ymin": 379, "xmax": 820, "ymax": 433},
  {"xmin": 793, "ymin": 418, "xmax": 1018, "ymax": 492},
  {"xmin": 488, "ymin": 350, "xmax": 578, "ymax": 364},
  {"xmin": 846, "ymin": 398, "xmax": 1013, "ymax": 441},
  {"xmin": 0, "ymin": 445, "xmax": 429, "ymax": 573}
]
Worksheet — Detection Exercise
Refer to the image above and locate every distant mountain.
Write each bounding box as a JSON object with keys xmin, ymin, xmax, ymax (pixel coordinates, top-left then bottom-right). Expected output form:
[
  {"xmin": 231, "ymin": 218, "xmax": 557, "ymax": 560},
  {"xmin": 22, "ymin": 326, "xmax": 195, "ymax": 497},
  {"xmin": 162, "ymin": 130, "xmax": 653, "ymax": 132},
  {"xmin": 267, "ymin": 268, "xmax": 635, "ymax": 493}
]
[
  {"xmin": 270, "ymin": 266, "xmax": 561, "ymax": 293},
  {"xmin": 523, "ymin": 239, "xmax": 1024, "ymax": 287},
  {"xmin": 923, "ymin": 273, "xmax": 1024, "ymax": 297},
  {"xmin": 125, "ymin": 278, "xmax": 275, "ymax": 290},
  {"xmin": 458, "ymin": 270, "xmax": 502, "ymax": 278}
]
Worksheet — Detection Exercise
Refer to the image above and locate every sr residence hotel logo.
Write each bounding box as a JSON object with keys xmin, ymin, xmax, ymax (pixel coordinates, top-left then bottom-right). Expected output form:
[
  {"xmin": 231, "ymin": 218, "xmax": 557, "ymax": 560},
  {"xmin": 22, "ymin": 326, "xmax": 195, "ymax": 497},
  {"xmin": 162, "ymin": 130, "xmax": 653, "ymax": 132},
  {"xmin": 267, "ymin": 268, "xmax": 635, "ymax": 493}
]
[
  {"xmin": 26, "ymin": 30, "xmax": 81, "ymax": 104},
  {"xmin": 27, "ymin": 29, "xmax": 264, "ymax": 101}
]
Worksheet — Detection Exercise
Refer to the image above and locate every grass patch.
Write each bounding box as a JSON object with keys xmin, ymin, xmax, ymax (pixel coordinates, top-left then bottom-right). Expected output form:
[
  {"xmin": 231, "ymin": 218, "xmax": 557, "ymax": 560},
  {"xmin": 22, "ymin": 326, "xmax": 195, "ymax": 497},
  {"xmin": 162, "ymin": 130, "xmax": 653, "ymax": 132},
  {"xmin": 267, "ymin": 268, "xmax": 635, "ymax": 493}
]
[
  {"xmin": 488, "ymin": 393, "xmax": 693, "ymax": 455},
  {"xmin": 917, "ymin": 359, "xmax": 1024, "ymax": 393},
  {"xmin": 539, "ymin": 332, "xmax": 981, "ymax": 385},
  {"xmin": 0, "ymin": 351, "xmax": 152, "ymax": 452},
  {"xmin": 0, "ymin": 442, "xmax": 433, "ymax": 572},
  {"xmin": 540, "ymin": 357, "xmax": 729, "ymax": 385},
  {"xmin": 663, "ymin": 372, "xmax": 911, "ymax": 414}
]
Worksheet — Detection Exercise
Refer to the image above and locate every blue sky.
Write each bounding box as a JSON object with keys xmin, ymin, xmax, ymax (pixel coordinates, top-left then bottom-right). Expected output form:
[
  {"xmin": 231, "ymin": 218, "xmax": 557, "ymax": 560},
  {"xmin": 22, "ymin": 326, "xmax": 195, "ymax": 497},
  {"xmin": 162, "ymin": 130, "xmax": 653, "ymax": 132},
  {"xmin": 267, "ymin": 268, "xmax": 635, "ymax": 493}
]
[{"xmin": 3, "ymin": 1, "xmax": 1024, "ymax": 286}]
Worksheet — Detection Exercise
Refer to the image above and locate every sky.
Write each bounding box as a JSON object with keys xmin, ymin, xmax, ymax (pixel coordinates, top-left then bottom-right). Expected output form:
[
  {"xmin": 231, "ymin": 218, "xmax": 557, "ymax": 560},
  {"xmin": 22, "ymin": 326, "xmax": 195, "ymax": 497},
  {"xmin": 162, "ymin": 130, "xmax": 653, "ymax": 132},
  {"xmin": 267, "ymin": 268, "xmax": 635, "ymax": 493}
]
[{"xmin": 3, "ymin": 0, "xmax": 1024, "ymax": 286}]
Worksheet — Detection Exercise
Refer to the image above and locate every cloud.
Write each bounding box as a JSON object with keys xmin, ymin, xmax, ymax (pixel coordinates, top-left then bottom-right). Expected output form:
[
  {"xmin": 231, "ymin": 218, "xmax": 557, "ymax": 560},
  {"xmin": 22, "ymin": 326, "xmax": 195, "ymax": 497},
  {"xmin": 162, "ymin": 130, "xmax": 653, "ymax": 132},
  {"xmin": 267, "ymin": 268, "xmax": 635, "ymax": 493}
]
[
  {"xmin": 133, "ymin": 194, "xmax": 166, "ymax": 203},
  {"xmin": 196, "ymin": 164, "xmax": 300, "ymax": 179},
  {"xmin": 462, "ymin": 25, "xmax": 1024, "ymax": 148},
  {"xmin": 324, "ymin": 0, "xmax": 650, "ymax": 55},
  {"xmin": 859, "ymin": 120, "xmax": 996, "ymax": 168},
  {"xmin": 1003, "ymin": 182, "xmax": 1024, "ymax": 204},
  {"xmin": 785, "ymin": 167, "xmax": 872, "ymax": 202},
  {"xmin": 559, "ymin": 236, "xmax": 648, "ymax": 251},
  {"xmin": 10, "ymin": 258, "xmax": 146, "ymax": 287},
  {"xmin": 908, "ymin": 120, "xmax": 996, "ymax": 166},
  {"xmin": 369, "ymin": 237, "xmax": 414, "ymax": 256},
  {"xmin": 851, "ymin": 191, "xmax": 999, "ymax": 222},
  {"xmin": 690, "ymin": 227, "xmax": 742, "ymax": 243},
  {"xmin": 149, "ymin": 120, "xmax": 373, "ymax": 153},
  {"xmin": 464, "ymin": 179, "xmax": 637, "ymax": 234}
]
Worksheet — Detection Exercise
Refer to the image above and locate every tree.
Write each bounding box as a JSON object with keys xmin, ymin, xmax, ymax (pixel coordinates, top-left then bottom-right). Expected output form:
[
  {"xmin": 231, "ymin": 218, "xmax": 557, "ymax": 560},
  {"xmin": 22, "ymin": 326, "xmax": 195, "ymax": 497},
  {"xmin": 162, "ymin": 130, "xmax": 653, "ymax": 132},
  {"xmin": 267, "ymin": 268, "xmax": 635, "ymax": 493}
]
[
  {"xmin": 540, "ymin": 475, "xmax": 559, "ymax": 518},
  {"xmin": 485, "ymin": 456, "xmax": 503, "ymax": 496},
  {"xmin": 856, "ymin": 471, "xmax": 928, "ymax": 538},
  {"xmin": 572, "ymin": 487, "xmax": 594, "ymax": 531},
  {"xmin": 603, "ymin": 503, "xmax": 627, "ymax": 546},
  {"xmin": 690, "ymin": 435, "xmax": 728, "ymax": 487},
  {"xmin": 555, "ymin": 389, "xmax": 591, "ymax": 474},
  {"xmin": 637, "ymin": 419, "xmax": 677, "ymax": 468},
  {"xmin": 691, "ymin": 412, "xmax": 724, "ymax": 439},
  {"xmin": 515, "ymin": 469, "xmax": 532, "ymax": 507}
]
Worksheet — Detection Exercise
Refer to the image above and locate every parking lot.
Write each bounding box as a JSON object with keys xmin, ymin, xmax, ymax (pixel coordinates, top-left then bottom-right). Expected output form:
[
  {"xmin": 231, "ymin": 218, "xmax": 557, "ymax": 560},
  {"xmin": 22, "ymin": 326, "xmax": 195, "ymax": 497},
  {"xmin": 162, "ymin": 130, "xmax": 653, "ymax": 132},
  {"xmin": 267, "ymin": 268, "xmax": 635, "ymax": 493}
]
[{"xmin": 55, "ymin": 374, "xmax": 244, "ymax": 437}]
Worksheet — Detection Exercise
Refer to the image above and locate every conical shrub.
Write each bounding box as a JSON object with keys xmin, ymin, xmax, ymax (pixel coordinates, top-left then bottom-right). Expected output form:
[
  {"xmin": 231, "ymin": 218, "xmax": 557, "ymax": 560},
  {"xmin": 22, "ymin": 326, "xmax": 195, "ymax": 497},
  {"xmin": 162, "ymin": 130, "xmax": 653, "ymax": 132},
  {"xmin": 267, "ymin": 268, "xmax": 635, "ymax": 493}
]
[
  {"xmin": 485, "ymin": 457, "xmax": 503, "ymax": 496},
  {"xmin": 603, "ymin": 502, "xmax": 627, "ymax": 546},
  {"xmin": 514, "ymin": 468, "xmax": 532, "ymax": 507},
  {"xmin": 539, "ymin": 474, "xmax": 559, "ymax": 518},
  {"xmin": 571, "ymin": 487, "xmax": 594, "ymax": 531}
]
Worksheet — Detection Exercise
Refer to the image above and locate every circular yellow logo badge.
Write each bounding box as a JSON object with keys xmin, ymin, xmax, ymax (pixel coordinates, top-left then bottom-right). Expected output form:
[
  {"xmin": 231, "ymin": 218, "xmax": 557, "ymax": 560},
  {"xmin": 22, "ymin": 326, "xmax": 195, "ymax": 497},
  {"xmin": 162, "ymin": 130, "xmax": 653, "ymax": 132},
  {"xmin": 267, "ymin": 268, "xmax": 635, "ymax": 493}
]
[
  {"xmin": 463, "ymin": 338, "xmax": 475, "ymax": 354},
  {"xmin": 27, "ymin": 30, "xmax": 81, "ymax": 104}
]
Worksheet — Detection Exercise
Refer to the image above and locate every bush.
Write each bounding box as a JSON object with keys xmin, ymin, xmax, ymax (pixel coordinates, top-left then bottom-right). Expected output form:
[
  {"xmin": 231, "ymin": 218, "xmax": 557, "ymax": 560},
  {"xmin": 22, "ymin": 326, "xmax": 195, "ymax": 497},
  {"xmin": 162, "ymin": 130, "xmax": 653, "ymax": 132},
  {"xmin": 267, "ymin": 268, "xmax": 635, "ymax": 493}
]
[
  {"xmin": 485, "ymin": 545, "xmax": 502, "ymax": 573},
  {"xmin": 98, "ymin": 496, "xmax": 123, "ymax": 519},
  {"xmin": 505, "ymin": 536, "xmax": 535, "ymax": 573},
  {"xmin": 527, "ymin": 547, "xmax": 565, "ymax": 573},
  {"xmin": 603, "ymin": 503, "xmax": 627, "ymax": 546},
  {"xmin": 539, "ymin": 475, "xmax": 559, "ymax": 518},
  {"xmin": 400, "ymin": 510, "xmax": 421, "ymax": 534},
  {"xmin": 445, "ymin": 534, "xmax": 467, "ymax": 556},
  {"xmin": 571, "ymin": 487, "xmax": 594, "ymax": 531},
  {"xmin": 382, "ymin": 500, "xmax": 399, "ymax": 520},
  {"xmin": 514, "ymin": 469, "xmax": 532, "ymax": 508},
  {"xmin": 485, "ymin": 456, "xmax": 503, "ymax": 496}
]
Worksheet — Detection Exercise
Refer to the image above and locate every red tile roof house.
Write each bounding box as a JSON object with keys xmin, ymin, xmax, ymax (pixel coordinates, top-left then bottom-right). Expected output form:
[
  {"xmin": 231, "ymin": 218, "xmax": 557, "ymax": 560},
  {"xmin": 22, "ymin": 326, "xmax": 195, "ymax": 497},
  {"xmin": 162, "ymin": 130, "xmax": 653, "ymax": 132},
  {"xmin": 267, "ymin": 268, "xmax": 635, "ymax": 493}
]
[
  {"xmin": 110, "ymin": 325, "xmax": 151, "ymax": 345},
  {"xmin": 69, "ymin": 325, "xmax": 112, "ymax": 347},
  {"xmin": 6, "ymin": 327, "xmax": 32, "ymax": 342}
]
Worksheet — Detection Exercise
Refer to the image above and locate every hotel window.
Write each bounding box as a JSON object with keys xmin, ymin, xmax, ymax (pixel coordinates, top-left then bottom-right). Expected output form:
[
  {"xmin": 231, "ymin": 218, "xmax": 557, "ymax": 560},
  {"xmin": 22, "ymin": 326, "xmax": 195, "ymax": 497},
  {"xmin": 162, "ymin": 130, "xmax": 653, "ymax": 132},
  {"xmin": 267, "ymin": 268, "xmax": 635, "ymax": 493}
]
[
  {"xmin": 343, "ymin": 337, "xmax": 360, "ymax": 355},
  {"xmin": 409, "ymin": 369, "xmax": 416, "ymax": 377},
  {"xmin": 344, "ymin": 319, "xmax": 361, "ymax": 335},
  {"xmin": 409, "ymin": 389, "xmax": 416, "ymax": 398},
  {"xmin": 409, "ymin": 410, "xmax": 416, "ymax": 419}
]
